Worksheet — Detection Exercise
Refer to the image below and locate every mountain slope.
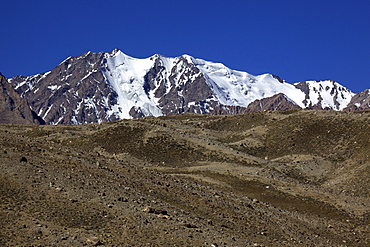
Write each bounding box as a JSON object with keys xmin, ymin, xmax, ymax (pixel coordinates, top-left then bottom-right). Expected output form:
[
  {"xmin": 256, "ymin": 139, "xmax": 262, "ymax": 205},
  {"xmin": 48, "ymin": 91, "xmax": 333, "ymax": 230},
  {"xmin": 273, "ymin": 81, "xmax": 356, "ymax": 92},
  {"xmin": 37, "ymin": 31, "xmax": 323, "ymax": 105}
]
[
  {"xmin": 1, "ymin": 110, "xmax": 369, "ymax": 246},
  {"xmin": 0, "ymin": 73, "xmax": 43, "ymax": 124},
  {"xmin": 10, "ymin": 52, "xmax": 118, "ymax": 124},
  {"xmin": 344, "ymin": 89, "xmax": 370, "ymax": 112},
  {"xmin": 245, "ymin": 93, "xmax": 302, "ymax": 112},
  {"xmin": 9, "ymin": 49, "xmax": 355, "ymax": 124}
]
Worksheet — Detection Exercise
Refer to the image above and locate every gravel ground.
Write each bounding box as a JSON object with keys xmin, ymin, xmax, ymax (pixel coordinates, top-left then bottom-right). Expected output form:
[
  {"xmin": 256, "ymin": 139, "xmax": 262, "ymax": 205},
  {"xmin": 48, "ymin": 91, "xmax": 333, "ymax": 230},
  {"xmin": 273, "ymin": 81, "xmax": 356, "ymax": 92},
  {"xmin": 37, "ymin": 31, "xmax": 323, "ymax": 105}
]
[{"xmin": 0, "ymin": 110, "xmax": 369, "ymax": 246}]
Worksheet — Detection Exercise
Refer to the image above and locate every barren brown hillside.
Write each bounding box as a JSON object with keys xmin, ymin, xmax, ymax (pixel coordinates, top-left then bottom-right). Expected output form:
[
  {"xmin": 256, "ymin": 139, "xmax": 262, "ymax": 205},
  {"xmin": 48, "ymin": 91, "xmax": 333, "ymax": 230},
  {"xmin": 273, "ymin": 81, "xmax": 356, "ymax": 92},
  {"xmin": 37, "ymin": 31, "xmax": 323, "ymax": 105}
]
[{"xmin": 1, "ymin": 110, "xmax": 369, "ymax": 246}]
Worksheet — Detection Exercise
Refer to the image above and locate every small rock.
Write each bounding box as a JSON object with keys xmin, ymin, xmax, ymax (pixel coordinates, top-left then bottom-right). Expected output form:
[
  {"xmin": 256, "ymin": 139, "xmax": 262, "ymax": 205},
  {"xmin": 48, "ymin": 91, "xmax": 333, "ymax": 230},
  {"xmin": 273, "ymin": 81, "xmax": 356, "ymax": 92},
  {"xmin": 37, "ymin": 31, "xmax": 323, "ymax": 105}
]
[
  {"xmin": 154, "ymin": 209, "xmax": 167, "ymax": 215},
  {"xmin": 157, "ymin": 214, "xmax": 171, "ymax": 220},
  {"xmin": 183, "ymin": 223, "xmax": 197, "ymax": 228},
  {"xmin": 143, "ymin": 206, "xmax": 167, "ymax": 215},
  {"xmin": 118, "ymin": 197, "xmax": 128, "ymax": 202},
  {"xmin": 86, "ymin": 236, "xmax": 101, "ymax": 246},
  {"xmin": 20, "ymin": 157, "xmax": 27, "ymax": 162},
  {"xmin": 143, "ymin": 206, "xmax": 155, "ymax": 213}
]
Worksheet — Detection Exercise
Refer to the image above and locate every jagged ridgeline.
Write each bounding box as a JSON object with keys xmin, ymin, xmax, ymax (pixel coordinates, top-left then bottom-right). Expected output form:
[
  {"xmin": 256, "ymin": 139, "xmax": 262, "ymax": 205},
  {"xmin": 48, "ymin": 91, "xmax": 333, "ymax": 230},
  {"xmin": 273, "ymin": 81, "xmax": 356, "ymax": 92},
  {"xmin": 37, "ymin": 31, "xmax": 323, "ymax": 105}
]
[{"xmin": 6, "ymin": 49, "xmax": 369, "ymax": 125}]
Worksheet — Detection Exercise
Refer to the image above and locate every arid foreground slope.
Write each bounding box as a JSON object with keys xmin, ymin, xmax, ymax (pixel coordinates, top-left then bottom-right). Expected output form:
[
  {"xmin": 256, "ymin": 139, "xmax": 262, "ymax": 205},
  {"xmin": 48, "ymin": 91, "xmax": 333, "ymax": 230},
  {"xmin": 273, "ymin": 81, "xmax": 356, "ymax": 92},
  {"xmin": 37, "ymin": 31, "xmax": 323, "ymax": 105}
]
[{"xmin": 1, "ymin": 110, "xmax": 369, "ymax": 246}]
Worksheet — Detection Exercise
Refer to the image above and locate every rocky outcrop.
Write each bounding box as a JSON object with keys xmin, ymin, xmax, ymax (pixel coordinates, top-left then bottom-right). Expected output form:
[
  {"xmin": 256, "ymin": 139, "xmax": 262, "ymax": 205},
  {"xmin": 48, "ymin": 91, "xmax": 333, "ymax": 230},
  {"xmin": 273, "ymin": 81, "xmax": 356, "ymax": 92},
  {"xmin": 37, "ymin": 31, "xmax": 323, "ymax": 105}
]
[
  {"xmin": 343, "ymin": 89, "xmax": 370, "ymax": 112},
  {"xmin": 294, "ymin": 80, "xmax": 353, "ymax": 110},
  {"xmin": 10, "ymin": 52, "xmax": 119, "ymax": 124},
  {"xmin": 147, "ymin": 55, "xmax": 213, "ymax": 115},
  {"xmin": 244, "ymin": 93, "xmax": 302, "ymax": 112},
  {"xmin": 0, "ymin": 73, "xmax": 43, "ymax": 124}
]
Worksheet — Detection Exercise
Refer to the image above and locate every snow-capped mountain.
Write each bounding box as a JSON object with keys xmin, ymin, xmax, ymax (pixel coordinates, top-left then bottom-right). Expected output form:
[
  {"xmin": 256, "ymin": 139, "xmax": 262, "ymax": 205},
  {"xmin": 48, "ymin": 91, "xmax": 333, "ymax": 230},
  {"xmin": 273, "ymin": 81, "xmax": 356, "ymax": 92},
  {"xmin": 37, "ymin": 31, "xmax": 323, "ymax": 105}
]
[{"xmin": 9, "ymin": 49, "xmax": 356, "ymax": 124}]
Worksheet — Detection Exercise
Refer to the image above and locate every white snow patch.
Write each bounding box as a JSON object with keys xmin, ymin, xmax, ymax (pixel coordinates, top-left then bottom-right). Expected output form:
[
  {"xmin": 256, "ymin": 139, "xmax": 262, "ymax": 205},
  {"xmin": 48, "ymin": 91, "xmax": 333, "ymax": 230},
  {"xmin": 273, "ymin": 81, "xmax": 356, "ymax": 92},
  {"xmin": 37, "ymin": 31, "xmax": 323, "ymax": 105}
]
[
  {"xmin": 193, "ymin": 57, "xmax": 306, "ymax": 108},
  {"xmin": 42, "ymin": 104, "xmax": 53, "ymax": 119},
  {"xmin": 48, "ymin": 85, "xmax": 60, "ymax": 91},
  {"xmin": 102, "ymin": 50, "xmax": 163, "ymax": 119}
]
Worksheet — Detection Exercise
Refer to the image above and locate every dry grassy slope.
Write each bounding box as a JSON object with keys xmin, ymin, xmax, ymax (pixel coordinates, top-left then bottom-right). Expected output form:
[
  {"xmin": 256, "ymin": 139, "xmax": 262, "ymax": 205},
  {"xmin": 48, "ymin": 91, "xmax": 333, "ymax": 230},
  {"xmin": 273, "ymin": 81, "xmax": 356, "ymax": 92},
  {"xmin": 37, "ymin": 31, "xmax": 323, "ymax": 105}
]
[{"xmin": 0, "ymin": 110, "xmax": 369, "ymax": 246}]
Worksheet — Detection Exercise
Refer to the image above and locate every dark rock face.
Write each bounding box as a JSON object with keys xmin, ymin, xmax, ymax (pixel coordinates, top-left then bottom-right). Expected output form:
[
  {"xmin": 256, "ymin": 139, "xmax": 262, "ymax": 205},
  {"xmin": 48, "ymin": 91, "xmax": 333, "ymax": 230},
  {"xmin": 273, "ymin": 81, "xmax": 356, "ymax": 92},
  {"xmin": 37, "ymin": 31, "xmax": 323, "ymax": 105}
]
[
  {"xmin": 294, "ymin": 81, "xmax": 311, "ymax": 107},
  {"xmin": 0, "ymin": 73, "xmax": 43, "ymax": 125},
  {"xmin": 271, "ymin": 74, "xmax": 286, "ymax": 84},
  {"xmin": 244, "ymin": 93, "xmax": 302, "ymax": 112},
  {"xmin": 151, "ymin": 56, "xmax": 213, "ymax": 115},
  {"xmin": 129, "ymin": 106, "xmax": 145, "ymax": 119},
  {"xmin": 344, "ymin": 89, "xmax": 370, "ymax": 112},
  {"xmin": 10, "ymin": 52, "xmax": 119, "ymax": 124}
]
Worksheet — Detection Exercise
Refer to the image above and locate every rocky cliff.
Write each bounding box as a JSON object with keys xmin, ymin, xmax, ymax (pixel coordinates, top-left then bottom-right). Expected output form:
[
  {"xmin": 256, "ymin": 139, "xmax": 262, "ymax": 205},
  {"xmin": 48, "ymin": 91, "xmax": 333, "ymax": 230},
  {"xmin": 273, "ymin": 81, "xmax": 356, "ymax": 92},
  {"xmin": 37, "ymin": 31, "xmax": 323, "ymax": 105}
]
[{"xmin": 0, "ymin": 73, "xmax": 43, "ymax": 124}]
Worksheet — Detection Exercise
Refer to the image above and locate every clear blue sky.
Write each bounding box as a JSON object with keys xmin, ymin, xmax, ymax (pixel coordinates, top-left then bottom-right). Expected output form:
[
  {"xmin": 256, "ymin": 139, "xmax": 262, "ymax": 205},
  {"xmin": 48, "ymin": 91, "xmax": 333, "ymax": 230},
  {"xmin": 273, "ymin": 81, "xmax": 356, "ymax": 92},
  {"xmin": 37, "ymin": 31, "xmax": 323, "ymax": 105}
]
[{"xmin": 1, "ymin": 0, "xmax": 369, "ymax": 92}]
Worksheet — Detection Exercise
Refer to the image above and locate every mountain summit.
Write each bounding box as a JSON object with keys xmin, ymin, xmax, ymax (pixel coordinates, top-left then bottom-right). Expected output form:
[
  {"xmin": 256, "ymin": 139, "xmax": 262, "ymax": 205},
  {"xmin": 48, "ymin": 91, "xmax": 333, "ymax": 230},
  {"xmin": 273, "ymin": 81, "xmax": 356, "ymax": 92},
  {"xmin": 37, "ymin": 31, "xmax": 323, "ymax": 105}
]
[{"xmin": 9, "ymin": 49, "xmax": 356, "ymax": 124}]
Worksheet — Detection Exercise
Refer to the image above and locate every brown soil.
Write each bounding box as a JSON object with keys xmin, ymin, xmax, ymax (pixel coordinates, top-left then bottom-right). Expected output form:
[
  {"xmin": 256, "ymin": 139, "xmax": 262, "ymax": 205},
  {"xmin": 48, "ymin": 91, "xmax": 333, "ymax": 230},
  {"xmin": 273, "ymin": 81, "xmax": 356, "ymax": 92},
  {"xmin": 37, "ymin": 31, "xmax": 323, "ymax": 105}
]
[{"xmin": 0, "ymin": 110, "xmax": 369, "ymax": 246}]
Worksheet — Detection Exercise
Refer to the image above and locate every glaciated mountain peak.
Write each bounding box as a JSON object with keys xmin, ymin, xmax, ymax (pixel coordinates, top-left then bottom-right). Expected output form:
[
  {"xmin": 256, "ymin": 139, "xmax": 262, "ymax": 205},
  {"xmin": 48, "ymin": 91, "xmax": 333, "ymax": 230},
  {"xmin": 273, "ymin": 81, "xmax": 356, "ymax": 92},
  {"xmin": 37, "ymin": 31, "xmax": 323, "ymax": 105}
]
[{"xmin": 9, "ymin": 49, "xmax": 357, "ymax": 124}]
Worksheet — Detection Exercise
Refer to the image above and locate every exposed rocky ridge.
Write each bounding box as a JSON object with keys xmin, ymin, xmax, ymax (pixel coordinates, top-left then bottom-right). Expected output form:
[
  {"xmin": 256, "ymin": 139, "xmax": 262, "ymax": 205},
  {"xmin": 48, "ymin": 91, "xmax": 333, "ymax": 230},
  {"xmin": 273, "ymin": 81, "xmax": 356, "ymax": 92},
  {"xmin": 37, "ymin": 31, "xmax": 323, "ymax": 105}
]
[
  {"xmin": 207, "ymin": 93, "xmax": 302, "ymax": 115},
  {"xmin": 7, "ymin": 49, "xmax": 364, "ymax": 125},
  {"xmin": 10, "ymin": 51, "xmax": 119, "ymax": 124},
  {"xmin": 0, "ymin": 73, "xmax": 43, "ymax": 124},
  {"xmin": 244, "ymin": 93, "xmax": 302, "ymax": 112},
  {"xmin": 344, "ymin": 89, "xmax": 370, "ymax": 112},
  {"xmin": 294, "ymin": 80, "xmax": 354, "ymax": 110},
  {"xmin": 145, "ymin": 55, "xmax": 213, "ymax": 115}
]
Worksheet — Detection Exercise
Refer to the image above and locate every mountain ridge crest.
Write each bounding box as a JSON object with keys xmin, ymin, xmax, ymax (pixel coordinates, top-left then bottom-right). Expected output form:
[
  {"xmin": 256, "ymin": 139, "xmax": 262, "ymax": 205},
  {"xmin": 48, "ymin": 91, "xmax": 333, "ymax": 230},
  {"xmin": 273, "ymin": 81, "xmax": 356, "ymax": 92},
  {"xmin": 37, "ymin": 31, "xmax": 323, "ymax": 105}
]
[{"xmin": 5, "ymin": 48, "xmax": 368, "ymax": 125}]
